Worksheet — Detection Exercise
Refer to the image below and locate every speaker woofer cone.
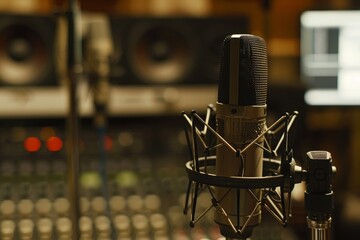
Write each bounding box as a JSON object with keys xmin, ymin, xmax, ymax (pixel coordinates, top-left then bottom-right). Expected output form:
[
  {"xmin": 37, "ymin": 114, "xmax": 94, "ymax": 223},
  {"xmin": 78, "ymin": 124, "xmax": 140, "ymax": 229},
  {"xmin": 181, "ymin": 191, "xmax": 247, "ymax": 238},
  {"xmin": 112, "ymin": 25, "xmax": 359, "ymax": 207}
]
[
  {"xmin": 0, "ymin": 14, "xmax": 56, "ymax": 87},
  {"xmin": 110, "ymin": 17, "xmax": 249, "ymax": 86},
  {"xmin": 129, "ymin": 25, "xmax": 196, "ymax": 84}
]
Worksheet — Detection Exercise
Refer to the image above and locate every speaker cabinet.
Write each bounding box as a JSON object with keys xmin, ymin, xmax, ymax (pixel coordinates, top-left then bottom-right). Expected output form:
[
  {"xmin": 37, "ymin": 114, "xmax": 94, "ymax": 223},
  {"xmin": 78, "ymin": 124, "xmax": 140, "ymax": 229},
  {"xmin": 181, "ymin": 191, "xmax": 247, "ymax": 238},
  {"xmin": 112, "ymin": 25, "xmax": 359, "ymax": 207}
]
[
  {"xmin": 109, "ymin": 16, "xmax": 249, "ymax": 86},
  {"xmin": 0, "ymin": 13, "xmax": 57, "ymax": 86}
]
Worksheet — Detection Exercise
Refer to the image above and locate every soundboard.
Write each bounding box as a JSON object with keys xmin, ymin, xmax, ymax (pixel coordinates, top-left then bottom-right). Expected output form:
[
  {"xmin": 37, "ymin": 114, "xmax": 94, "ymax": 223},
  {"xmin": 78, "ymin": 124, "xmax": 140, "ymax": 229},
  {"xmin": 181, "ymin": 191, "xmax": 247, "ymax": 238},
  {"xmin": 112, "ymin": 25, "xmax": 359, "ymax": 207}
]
[
  {"xmin": 0, "ymin": 116, "xmax": 302, "ymax": 240},
  {"xmin": 0, "ymin": 117, "xmax": 219, "ymax": 239}
]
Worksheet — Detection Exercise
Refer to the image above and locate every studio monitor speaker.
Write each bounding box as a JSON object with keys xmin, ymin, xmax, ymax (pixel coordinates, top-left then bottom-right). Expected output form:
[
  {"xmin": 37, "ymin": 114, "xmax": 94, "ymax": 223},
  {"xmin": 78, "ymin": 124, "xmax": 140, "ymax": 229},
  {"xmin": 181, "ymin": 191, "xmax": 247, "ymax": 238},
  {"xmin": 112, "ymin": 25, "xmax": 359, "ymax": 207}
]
[
  {"xmin": 109, "ymin": 16, "xmax": 249, "ymax": 86},
  {"xmin": 0, "ymin": 13, "xmax": 57, "ymax": 86}
]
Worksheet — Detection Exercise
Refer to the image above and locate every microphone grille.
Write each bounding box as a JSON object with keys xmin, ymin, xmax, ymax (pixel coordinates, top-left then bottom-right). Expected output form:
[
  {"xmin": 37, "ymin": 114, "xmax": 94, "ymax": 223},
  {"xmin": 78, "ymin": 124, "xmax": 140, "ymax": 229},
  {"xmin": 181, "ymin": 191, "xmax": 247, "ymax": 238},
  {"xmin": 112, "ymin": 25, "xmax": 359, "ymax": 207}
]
[
  {"xmin": 218, "ymin": 34, "xmax": 268, "ymax": 105},
  {"xmin": 248, "ymin": 35, "xmax": 267, "ymax": 105}
]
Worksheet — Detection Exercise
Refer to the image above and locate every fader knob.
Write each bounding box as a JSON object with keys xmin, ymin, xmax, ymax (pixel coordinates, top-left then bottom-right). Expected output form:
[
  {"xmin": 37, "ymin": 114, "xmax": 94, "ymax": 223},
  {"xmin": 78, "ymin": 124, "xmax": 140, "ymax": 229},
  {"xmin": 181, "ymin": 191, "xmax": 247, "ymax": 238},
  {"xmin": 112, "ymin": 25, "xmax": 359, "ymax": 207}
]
[
  {"xmin": 19, "ymin": 219, "xmax": 34, "ymax": 240},
  {"xmin": 94, "ymin": 215, "xmax": 111, "ymax": 234},
  {"xmin": 1, "ymin": 220, "xmax": 15, "ymax": 239},
  {"xmin": 0, "ymin": 200, "xmax": 16, "ymax": 216},
  {"xmin": 109, "ymin": 195, "xmax": 126, "ymax": 213},
  {"xmin": 128, "ymin": 195, "xmax": 143, "ymax": 212},
  {"xmin": 144, "ymin": 194, "xmax": 161, "ymax": 212},
  {"xmin": 56, "ymin": 217, "xmax": 72, "ymax": 236},
  {"xmin": 80, "ymin": 197, "xmax": 91, "ymax": 214},
  {"xmin": 18, "ymin": 199, "xmax": 34, "ymax": 216},
  {"xmin": 91, "ymin": 196, "xmax": 107, "ymax": 214},
  {"xmin": 79, "ymin": 216, "xmax": 93, "ymax": 237},
  {"xmin": 113, "ymin": 214, "xmax": 131, "ymax": 233},
  {"xmin": 37, "ymin": 218, "xmax": 53, "ymax": 239},
  {"xmin": 35, "ymin": 198, "xmax": 52, "ymax": 215},
  {"xmin": 149, "ymin": 213, "xmax": 168, "ymax": 232},
  {"xmin": 53, "ymin": 198, "xmax": 70, "ymax": 215},
  {"xmin": 132, "ymin": 214, "xmax": 149, "ymax": 234}
]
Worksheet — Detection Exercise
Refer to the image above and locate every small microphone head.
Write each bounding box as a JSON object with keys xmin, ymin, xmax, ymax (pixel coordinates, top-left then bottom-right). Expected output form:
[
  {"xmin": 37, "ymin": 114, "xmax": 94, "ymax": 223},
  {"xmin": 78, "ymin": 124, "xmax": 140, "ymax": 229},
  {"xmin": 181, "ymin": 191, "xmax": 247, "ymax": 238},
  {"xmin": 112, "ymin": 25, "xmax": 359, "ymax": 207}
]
[{"xmin": 218, "ymin": 34, "xmax": 268, "ymax": 106}]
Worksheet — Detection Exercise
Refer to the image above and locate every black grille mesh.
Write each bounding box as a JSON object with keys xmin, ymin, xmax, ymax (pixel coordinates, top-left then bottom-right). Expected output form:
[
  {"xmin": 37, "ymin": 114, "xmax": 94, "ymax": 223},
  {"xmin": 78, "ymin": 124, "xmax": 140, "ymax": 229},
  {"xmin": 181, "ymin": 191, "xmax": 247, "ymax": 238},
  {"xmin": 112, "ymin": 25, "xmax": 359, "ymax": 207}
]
[{"xmin": 218, "ymin": 34, "xmax": 267, "ymax": 105}]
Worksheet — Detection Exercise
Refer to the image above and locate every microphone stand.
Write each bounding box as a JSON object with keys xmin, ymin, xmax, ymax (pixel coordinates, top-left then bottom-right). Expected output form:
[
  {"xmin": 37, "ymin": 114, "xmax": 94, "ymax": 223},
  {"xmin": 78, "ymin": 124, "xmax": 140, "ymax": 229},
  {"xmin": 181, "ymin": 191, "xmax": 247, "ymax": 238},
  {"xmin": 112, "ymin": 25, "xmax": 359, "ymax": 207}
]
[
  {"xmin": 182, "ymin": 107, "xmax": 337, "ymax": 240},
  {"xmin": 87, "ymin": 19, "xmax": 113, "ymax": 238},
  {"xmin": 66, "ymin": 0, "xmax": 82, "ymax": 239},
  {"xmin": 304, "ymin": 151, "xmax": 335, "ymax": 240}
]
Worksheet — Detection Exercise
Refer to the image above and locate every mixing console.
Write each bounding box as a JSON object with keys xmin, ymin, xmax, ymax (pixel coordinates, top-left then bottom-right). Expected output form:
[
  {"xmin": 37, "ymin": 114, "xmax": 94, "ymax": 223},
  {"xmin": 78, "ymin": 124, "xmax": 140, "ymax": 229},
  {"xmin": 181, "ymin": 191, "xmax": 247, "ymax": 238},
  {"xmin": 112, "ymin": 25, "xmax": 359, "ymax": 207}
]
[{"xmin": 0, "ymin": 117, "xmax": 299, "ymax": 240}]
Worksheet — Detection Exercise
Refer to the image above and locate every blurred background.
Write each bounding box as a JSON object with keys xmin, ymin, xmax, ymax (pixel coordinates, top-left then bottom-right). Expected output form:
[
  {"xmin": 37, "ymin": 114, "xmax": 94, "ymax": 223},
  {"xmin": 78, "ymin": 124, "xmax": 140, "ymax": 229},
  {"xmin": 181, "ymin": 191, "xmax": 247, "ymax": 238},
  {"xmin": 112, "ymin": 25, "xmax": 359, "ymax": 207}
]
[{"xmin": 0, "ymin": 0, "xmax": 359, "ymax": 239}]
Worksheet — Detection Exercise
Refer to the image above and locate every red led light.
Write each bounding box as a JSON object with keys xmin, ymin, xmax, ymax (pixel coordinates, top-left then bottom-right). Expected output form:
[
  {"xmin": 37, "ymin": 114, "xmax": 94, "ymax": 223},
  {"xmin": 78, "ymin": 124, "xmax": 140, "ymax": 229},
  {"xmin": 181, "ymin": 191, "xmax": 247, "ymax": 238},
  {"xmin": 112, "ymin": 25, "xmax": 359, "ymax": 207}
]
[
  {"xmin": 46, "ymin": 136, "xmax": 63, "ymax": 152},
  {"xmin": 24, "ymin": 137, "xmax": 41, "ymax": 152},
  {"xmin": 104, "ymin": 136, "xmax": 113, "ymax": 151}
]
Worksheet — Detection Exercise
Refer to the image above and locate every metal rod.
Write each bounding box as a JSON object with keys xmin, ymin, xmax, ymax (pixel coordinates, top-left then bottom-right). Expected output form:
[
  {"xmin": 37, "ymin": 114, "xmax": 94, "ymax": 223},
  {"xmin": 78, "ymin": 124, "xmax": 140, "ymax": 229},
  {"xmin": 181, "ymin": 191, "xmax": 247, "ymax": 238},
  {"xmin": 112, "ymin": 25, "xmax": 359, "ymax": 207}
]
[
  {"xmin": 241, "ymin": 115, "xmax": 287, "ymax": 154},
  {"xmin": 191, "ymin": 112, "xmax": 200, "ymax": 172},
  {"xmin": 274, "ymin": 113, "xmax": 298, "ymax": 155},
  {"xmin": 307, "ymin": 218, "xmax": 332, "ymax": 240},
  {"xmin": 190, "ymin": 182, "xmax": 200, "ymax": 226},
  {"xmin": 67, "ymin": 0, "xmax": 82, "ymax": 239},
  {"xmin": 193, "ymin": 112, "xmax": 237, "ymax": 154},
  {"xmin": 183, "ymin": 180, "xmax": 192, "ymax": 214},
  {"xmin": 311, "ymin": 228, "xmax": 330, "ymax": 240},
  {"xmin": 264, "ymin": 196, "xmax": 285, "ymax": 225}
]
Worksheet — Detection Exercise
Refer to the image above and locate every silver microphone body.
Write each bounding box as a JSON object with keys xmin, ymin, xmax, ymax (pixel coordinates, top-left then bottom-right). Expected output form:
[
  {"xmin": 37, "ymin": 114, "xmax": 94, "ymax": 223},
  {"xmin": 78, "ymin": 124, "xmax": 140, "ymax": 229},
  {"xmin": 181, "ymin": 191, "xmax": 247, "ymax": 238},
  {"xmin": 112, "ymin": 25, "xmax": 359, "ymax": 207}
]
[{"xmin": 214, "ymin": 34, "xmax": 268, "ymax": 239}]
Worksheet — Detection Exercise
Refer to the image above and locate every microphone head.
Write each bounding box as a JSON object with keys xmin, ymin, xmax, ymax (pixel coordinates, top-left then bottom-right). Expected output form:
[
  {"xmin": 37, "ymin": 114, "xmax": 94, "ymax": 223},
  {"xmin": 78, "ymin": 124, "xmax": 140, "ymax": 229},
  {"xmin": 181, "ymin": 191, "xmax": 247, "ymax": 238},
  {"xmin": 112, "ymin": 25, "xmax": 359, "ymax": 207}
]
[{"xmin": 218, "ymin": 34, "xmax": 267, "ymax": 106}]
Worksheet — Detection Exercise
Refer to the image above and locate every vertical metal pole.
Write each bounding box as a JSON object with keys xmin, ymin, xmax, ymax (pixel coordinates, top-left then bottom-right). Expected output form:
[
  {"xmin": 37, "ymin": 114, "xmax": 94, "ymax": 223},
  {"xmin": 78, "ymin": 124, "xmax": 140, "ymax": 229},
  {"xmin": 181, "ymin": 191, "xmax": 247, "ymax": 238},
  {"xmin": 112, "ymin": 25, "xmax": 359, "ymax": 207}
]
[
  {"xmin": 310, "ymin": 228, "xmax": 330, "ymax": 240},
  {"xmin": 307, "ymin": 219, "xmax": 332, "ymax": 240},
  {"xmin": 67, "ymin": 0, "xmax": 81, "ymax": 239}
]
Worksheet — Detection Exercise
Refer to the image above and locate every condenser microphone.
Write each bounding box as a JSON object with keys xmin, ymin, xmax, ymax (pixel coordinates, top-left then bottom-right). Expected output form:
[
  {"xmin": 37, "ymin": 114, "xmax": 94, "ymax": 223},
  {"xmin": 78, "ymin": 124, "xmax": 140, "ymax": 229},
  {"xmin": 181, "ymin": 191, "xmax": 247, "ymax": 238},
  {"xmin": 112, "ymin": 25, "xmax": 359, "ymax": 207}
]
[
  {"xmin": 85, "ymin": 15, "xmax": 113, "ymax": 127},
  {"xmin": 215, "ymin": 34, "xmax": 268, "ymax": 239}
]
